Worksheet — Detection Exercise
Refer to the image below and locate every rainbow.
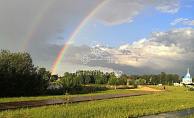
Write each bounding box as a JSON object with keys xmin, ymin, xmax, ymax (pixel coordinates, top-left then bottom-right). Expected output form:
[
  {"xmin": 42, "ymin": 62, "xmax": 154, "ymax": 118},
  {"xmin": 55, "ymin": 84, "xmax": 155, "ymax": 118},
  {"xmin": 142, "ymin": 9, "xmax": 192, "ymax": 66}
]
[
  {"xmin": 20, "ymin": 0, "xmax": 54, "ymax": 52},
  {"xmin": 51, "ymin": 0, "xmax": 109, "ymax": 75}
]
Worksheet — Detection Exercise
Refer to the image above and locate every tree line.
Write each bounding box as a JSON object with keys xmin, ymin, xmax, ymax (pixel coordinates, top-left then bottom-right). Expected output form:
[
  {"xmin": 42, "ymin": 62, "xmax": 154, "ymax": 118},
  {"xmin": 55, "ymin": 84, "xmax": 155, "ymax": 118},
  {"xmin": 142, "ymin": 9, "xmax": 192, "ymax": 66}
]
[{"xmin": 128, "ymin": 72, "xmax": 180, "ymax": 85}]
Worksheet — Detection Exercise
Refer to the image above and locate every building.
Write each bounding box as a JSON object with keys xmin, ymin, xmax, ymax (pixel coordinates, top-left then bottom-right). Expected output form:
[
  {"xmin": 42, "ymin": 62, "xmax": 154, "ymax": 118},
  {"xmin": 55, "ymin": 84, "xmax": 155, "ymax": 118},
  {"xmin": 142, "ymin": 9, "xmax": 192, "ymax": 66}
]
[{"xmin": 182, "ymin": 68, "xmax": 192, "ymax": 84}]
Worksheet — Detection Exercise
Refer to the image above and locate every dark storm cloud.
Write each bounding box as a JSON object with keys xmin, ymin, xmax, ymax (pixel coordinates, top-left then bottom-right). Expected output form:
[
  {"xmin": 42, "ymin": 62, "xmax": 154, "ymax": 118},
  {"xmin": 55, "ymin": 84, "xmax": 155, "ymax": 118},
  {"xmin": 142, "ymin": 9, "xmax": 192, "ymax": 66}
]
[{"xmin": 0, "ymin": 0, "xmax": 101, "ymax": 51}]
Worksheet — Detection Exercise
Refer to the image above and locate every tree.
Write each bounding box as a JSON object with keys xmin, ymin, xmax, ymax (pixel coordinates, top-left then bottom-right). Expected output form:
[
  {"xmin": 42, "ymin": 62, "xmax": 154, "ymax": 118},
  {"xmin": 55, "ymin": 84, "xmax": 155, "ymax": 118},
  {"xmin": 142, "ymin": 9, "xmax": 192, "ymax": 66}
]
[
  {"xmin": 120, "ymin": 74, "xmax": 127, "ymax": 80},
  {"xmin": 61, "ymin": 75, "xmax": 81, "ymax": 93},
  {"xmin": 159, "ymin": 72, "xmax": 167, "ymax": 85},
  {"xmin": 128, "ymin": 79, "xmax": 135, "ymax": 85},
  {"xmin": 77, "ymin": 74, "xmax": 84, "ymax": 84},
  {"xmin": 173, "ymin": 74, "xmax": 179, "ymax": 83},
  {"xmin": 167, "ymin": 74, "xmax": 173, "ymax": 86},
  {"xmin": 117, "ymin": 78, "xmax": 127, "ymax": 85},
  {"xmin": 85, "ymin": 75, "xmax": 91, "ymax": 84},
  {"xmin": 129, "ymin": 75, "xmax": 140, "ymax": 80},
  {"xmin": 108, "ymin": 76, "xmax": 117, "ymax": 85},
  {"xmin": 138, "ymin": 78, "xmax": 145, "ymax": 85},
  {"xmin": 38, "ymin": 68, "xmax": 51, "ymax": 80},
  {"xmin": 50, "ymin": 75, "xmax": 58, "ymax": 82},
  {"xmin": 0, "ymin": 50, "xmax": 49, "ymax": 97},
  {"xmin": 142, "ymin": 74, "xmax": 149, "ymax": 83}
]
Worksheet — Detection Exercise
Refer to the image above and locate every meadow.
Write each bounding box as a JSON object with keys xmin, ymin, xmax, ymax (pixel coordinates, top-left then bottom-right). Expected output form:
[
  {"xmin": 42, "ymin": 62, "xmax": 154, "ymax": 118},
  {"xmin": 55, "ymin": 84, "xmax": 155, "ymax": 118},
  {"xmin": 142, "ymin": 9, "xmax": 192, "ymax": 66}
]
[{"xmin": 0, "ymin": 86, "xmax": 194, "ymax": 118}]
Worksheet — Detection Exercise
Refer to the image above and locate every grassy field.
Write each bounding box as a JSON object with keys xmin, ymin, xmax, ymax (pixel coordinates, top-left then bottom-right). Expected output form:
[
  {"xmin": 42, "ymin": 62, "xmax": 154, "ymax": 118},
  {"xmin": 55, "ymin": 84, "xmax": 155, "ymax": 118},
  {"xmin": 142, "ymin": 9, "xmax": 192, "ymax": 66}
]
[
  {"xmin": 0, "ymin": 86, "xmax": 194, "ymax": 118},
  {"xmin": 0, "ymin": 89, "xmax": 144, "ymax": 103},
  {"xmin": 185, "ymin": 114, "xmax": 194, "ymax": 118}
]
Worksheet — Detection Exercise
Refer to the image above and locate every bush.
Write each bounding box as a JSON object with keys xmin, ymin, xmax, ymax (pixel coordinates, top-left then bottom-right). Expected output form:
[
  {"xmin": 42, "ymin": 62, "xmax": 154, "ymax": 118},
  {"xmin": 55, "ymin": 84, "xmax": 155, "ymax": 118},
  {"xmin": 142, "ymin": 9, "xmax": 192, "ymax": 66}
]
[
  {"xmin": 133, "ymin": 83, "xmax": 138, "ymax": 88},
  {"xmin": 77, "ymin": 85, "xmax": 108, "ymax": 94},
  {"xmin": 45, "ymin": 88, "xmax": 65, "ymax": 95},
  {"xmin": 190, "ymin": 88, "xmax": 194, "ymax": 91},
  {"xmin": 45, "ymin": 85, "xmax": 108, "ymax": 95}
]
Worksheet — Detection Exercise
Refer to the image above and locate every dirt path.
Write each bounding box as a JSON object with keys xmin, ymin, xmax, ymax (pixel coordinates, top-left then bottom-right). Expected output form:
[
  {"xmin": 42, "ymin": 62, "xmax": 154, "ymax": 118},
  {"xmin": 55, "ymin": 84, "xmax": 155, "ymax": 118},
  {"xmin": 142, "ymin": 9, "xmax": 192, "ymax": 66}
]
[{"xmin": 125, "ymin": 86, "xmax": 164, "ymax": 92}]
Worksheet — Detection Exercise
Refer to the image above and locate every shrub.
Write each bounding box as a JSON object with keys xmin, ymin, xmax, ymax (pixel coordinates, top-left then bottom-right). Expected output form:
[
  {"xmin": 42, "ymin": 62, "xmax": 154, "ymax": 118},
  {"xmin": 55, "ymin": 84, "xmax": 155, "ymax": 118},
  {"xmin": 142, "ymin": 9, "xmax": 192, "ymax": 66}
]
[
  {"xmin": 45, "ymin": 88, "xmax": 65, "ymax": 95},
  {"xmin": 133, "ymin": 83, "xmax": 138, "ymax": 88}
]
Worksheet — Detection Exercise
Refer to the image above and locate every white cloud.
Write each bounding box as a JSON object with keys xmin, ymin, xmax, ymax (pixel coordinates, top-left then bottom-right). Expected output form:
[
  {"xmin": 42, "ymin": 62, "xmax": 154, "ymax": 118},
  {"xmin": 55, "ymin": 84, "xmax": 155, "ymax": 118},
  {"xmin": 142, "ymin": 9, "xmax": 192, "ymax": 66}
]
[
  {"xmin": 170, "ymin": 18, "xmax": 188, "ymax": 26},
  {"xmin": 183, "ymin": 20, "xmax": 194, "ymax": 25},
  {"xmin": 156, "ymin": 6, "xmax": 179, "ymax": 14},
  {"xmin": 189, "ymin": 20, "xmax": 194, "ymax": 25},
  {"xmin": 29, "ymin": 27, "xmax": 194, "ymax": 76},
  {"xmin": 104, "ymin": 27, "xmax": 194, "ymax": 69},
  {"xmin": 96, "ymin": 0, "xmax": 181, "ymax": 25}
]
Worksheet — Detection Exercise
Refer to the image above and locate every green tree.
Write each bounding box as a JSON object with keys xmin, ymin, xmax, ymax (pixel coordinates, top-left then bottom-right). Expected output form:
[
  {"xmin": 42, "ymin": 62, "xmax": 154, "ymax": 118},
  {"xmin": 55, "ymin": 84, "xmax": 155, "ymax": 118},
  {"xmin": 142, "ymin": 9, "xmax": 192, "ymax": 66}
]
[
  {"xmin": 85, "ymin": 75, "xmax": 91, "ymax": 84},
  {"xmin": 38, "ymin": 68, "xmax": 51, "ymax": 80},
  {"xmin": 61, "ymin": 75, "xmax": 81, "ymax": 93},
  {"xmin": 50, "ymin": 75, "xmax": 58, "ymax": 82},
  {"xmin": 108, "ymin": 76, "xmax": 117, "ymax": 85},
  {"xmin": 138, "ymin": 78, "xmax": 145, "ymax": 85},
  {"xmin": 129, "ymin": 75, "xmax": 140, "ymax": 80},
  {"xmin": 120, "ymin": 74, "xmax": 127, "ymax": 80},
  {"xmin": 128, "ymin": 79, "xmax": 135, "ymax": 85},
  {"xmin": 173, "ymin": 74, "xmax": 179, "ymax": 83},
  {"xmin": 0, "ymin": 50, "xmax": 48, "ymax": 97},
  {"xmin": 159, "ymin": 72, "xmax": 167, "ymax": 85},
  {"xmin": 142, "ymin": 74, "xmax": 149, "ymax": 83}
]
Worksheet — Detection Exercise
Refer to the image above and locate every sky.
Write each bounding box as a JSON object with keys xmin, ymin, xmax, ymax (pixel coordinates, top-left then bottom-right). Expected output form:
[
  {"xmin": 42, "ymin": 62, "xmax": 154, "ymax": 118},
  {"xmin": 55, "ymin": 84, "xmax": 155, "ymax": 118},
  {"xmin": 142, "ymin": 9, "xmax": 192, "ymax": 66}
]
[{"xmin": 0, "ymin": 0, "xmax": 194, "ymax": 77}]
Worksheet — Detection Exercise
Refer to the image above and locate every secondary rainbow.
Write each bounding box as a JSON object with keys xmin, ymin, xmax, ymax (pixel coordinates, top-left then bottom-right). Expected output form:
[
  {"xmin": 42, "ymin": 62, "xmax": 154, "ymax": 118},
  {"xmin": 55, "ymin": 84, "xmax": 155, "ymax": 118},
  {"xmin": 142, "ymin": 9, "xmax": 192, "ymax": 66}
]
[
  {"xmin": 51, "ymin": 0, "xmax": 109, "ymax": 75},
  {"xmin": 20, "ymin": 0, "xmax": 54, "ymax": 52}
]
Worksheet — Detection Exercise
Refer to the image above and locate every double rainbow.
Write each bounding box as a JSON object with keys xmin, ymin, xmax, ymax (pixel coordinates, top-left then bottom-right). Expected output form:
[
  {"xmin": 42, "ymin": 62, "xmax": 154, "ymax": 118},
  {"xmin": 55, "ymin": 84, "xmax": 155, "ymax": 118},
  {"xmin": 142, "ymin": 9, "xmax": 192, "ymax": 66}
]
[
  {"xmin": 51, "ymin": 0, "xmax": 109, "ymax": 75},
  {"xmin": 21, "ymin": 0, "xmax": 54, "ymax": 52}
]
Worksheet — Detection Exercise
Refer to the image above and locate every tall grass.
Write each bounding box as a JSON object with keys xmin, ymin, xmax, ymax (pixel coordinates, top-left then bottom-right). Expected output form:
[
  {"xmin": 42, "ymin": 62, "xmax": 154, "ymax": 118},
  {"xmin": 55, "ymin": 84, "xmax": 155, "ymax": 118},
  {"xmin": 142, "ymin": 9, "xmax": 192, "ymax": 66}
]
[{"xmin": 0, "ymin": 86, "xmax": 194, "ymax": 117}]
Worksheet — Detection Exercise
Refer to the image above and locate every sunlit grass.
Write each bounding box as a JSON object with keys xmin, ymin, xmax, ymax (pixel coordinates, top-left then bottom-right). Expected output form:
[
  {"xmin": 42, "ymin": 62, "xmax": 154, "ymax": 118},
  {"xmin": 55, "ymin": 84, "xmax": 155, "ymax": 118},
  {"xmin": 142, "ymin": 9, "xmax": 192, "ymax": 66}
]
[{"xmin": 0, "ymin": 86, "xmax": 194, "ymax": 117}]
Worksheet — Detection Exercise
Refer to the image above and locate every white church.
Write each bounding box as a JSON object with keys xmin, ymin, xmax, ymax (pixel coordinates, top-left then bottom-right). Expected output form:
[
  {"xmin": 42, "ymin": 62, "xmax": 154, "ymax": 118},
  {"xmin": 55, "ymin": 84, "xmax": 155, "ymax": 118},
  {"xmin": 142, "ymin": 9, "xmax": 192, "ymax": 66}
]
[{"xmin": 182, "ymin": 68, "xmax": 193, "ymax": 85}]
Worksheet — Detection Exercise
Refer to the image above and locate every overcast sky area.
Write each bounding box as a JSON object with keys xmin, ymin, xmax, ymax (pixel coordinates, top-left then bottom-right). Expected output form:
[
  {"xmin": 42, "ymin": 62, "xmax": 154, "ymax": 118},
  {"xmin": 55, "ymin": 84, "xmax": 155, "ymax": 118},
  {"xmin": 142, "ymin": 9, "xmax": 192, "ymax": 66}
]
[{"xmin": 0, "ymin": 0, "xmax": 194, "ymax": 77}]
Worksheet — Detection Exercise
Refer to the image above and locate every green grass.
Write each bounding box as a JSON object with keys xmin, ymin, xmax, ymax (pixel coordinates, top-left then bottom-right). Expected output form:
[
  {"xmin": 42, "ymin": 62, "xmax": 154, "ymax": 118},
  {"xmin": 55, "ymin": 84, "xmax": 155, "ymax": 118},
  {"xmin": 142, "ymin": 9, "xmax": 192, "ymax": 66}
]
[
  {"xmin": 0, "ymin": 89, "xmax": 144, "ymax": 103},
  {"xmin": 0, "ymin": 86, "xmax": 194, "ymax": 118},
  {"xmin": 185, "ymin": 114, "xmax": 194, "ymax": 118}
]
